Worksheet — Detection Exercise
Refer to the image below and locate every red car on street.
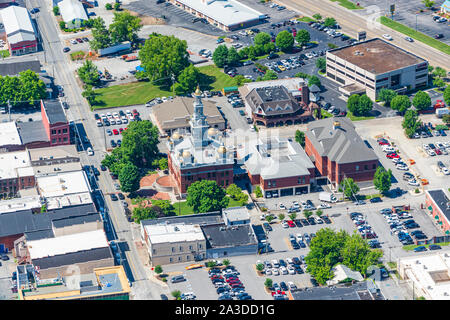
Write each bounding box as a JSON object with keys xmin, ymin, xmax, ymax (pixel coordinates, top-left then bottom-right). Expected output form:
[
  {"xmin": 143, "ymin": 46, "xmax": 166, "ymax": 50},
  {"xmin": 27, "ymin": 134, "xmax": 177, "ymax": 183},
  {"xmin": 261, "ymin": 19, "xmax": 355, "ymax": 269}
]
[
  {"xmin": 113, "ymin": 129, "xmax": 119, "ymax": 135},
  {"xmin": 386, "ymin": 152, "xmax": 399, "ymax": 159}
]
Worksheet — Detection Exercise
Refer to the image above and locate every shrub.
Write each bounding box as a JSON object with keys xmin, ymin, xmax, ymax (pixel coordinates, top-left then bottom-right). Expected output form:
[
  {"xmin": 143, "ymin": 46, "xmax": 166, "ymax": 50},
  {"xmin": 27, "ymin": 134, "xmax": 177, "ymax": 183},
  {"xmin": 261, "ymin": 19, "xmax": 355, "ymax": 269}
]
[
  {"xmin": 255, "ymin": 186, "xmax": 263, "ymax": 198},
  {"xmin": 415, "ymin": 188, "xmax": 420, "ymax": 193},
  {"xmin": 105, "ymin": 3, "xmax": 113, "ymax": 10}
]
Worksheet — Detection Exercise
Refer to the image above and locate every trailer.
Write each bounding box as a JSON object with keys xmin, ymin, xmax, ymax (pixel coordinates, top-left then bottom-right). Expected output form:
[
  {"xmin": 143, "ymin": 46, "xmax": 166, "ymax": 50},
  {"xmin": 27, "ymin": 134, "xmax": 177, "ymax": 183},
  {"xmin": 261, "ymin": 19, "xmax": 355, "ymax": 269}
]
[{"xmin": 319, "ymin": 192, "xmax": 337, "ymax": 203}]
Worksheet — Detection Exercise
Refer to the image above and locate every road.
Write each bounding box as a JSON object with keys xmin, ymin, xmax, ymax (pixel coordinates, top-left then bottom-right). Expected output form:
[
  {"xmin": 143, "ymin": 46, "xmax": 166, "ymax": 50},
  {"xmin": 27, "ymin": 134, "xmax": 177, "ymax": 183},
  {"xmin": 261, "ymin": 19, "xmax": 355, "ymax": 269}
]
[
  {"xmin": 26, "ymin": 0, "xmax": 164, "ymax": 299},
  {"xmin": 275, "ymin": 0, "xmax": 450, "ymax": 70}
]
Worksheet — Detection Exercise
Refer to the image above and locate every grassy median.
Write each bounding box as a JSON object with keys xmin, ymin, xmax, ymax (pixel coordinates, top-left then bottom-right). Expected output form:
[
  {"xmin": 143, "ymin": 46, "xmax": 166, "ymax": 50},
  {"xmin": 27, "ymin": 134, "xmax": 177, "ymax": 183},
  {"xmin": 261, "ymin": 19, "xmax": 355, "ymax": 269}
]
[
  {"xmin": 330, "ymin": 0, "xmax": 364, "ymax": 10},
  {"xmin": 379, "ymin": 16, "xmax": 450, "ymax": 56}
]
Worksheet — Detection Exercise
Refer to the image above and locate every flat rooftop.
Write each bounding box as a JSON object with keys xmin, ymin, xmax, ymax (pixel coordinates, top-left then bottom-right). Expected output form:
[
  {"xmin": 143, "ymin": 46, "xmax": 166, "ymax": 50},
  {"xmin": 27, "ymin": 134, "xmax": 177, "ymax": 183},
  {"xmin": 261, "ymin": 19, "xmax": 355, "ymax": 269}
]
[
  {"xmin": 291, "ymin": 282, "xmax": 383, "ymax": 300},
  {"xmin": 202, "ymin": 223, "xmax": 257, "ymax": 248},
  {"xmin": 223, "ymin": 206, "xmax": 249, "ymax": 223},
  {"xmin": 28, "ymin": 145, "xmax": 79, "ymax": 162},
  {"xmin": 0, "ymin": 150, "xmax": 32, "ymax": 179},
  {"xmin": 328, "ymin": 38, "xmax": 426, "ymax": 74},
  {"xmin": 0, "ymin": 195, "xmax": 42, "ymax": 214},
  {"xmin": 42, "ymin": 100, "xmax": 67, "ymax": 124},
  {"xmin": 144, "ymin": 223, "xmax": 205, "ymax": 244},
  {"xmin": 0, "ymin": 121, "xmax": 22, "ymax": 146},
  {"xmin": 36, "ymin": 170, "xmax": 91, "ymax": 197},
  {"xmin": 427, "ymin": 189, "xmax": 450, "ymax": 223}
]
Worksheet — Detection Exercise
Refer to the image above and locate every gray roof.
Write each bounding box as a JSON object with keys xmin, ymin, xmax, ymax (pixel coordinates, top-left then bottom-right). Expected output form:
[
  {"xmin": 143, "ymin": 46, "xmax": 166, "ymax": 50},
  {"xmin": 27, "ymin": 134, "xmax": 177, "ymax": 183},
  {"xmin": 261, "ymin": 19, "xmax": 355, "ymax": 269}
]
[
  {"xmin": 17, "ymin": 120, "xmax": 49, "ymax": 144},
  {"xmin": 0, "ymin": 203, "xmax": 97, "ymax": 238},
  {"xmin": 32, "ymin": 247, "xmax": 112, "ymax": 270},
  {"xmin": 305, "ymin": 117, "xmax": 378, "ymax": 164},
  {"xmin": 52, "ymin": 212, "xmax": 101, "ymax": 229},
  {"xmin": 291, "ymin": 282, "xmax": 384, "ymax": 300},
  {"xmin": 309, "ymin": 84, "xmax": 321, "ymax": 93},
  {"xmin": 202, "ymin": 223, "xmax": 257, "ymax": 248},
  {"xmin": 0, "ymin": 59, "xmax": 41, "ymax": 76},
  {"xmin": 141, "ymin": 211, "xmax": 223, "ymax": 227},
  {"xmin": 245, "ymin": 85, "xmax": 304, "ymax": 115},
  {"xmin": 427, "ymin": 189, "xmax": 450, "ymax": 222},
  {"xmin": 25, "ymin": 229, "xmax": 55, "ymax": 241},
  {"xmin": 223, "ymin": 206, "xmax": 249, "ymax": 223},
  {"xmin": 42, "ymin": 100, "xmax": 67, "ymax": 124}
]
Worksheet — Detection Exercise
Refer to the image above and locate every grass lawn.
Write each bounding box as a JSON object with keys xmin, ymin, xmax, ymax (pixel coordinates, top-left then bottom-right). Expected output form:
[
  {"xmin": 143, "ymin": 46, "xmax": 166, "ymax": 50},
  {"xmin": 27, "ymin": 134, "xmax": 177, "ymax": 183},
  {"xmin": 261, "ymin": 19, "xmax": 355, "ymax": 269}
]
[
  {"xmin": 0, "ymin": 49, "xmax": 10, "ymax": 58},
  {"xmin": 70, "ymin": 50, "xmax": 85, "ymax": 61},
  {"xmin": 321, "ymin": 109, "xmax": 333, "ymax": 118},
  {"xmin": 93, "ymin": 65, "xmax": 237, "ymax": 109},
  {"xmin": 330, "ymin": 0, "xmax": 364, "ymax": 9},
  {"xmin": 359, "ymin": 193, "xmax": 383, "ymax": 200},
  {"xmin": 297, "ymin": 16, "xmax": 315, "ymax": 23},
  {"xmin": 379, "ymin": 16, "xmax": 450, "ymax": 55},
  {"xmin": 403, "ymin": 242, "xmax": 450, "ymax": 251},
  {"xmin": 172, "ymin": 197, "xmax": 247, "ymax": 216},
  {"xmin": 346, "ymin": 111, "xmax": 375, "ymax": 121}
]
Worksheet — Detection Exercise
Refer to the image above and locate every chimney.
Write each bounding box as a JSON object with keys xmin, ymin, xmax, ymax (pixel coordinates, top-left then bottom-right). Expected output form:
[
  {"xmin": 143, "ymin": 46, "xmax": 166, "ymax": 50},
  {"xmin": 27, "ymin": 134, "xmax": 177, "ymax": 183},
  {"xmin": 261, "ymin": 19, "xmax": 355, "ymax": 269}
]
[{"xmin": 300, "ymin": 83, "xmax": 309, "ymax": 105}]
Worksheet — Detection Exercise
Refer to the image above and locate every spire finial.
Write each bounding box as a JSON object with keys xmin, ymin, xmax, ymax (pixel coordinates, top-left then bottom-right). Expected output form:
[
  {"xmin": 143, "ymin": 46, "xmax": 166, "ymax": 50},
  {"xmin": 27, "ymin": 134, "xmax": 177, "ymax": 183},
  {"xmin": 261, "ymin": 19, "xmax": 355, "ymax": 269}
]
[{"xmin": 194, "ymin": 85, "xmax": 202, "ymax": 96}]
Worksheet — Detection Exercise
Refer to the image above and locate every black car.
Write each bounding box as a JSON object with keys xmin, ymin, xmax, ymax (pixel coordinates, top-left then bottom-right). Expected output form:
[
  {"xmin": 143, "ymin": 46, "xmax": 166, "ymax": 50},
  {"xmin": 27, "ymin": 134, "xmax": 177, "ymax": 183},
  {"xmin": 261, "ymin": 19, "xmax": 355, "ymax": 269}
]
[
  {"xmin": 1, "ymin": 254, "xmax": 9, "ymax": 261},
  {"xmin": 63, "ymin": 47, "xmax": 70, "ymax": 53},
  {"xmin": 118, "ymin": 193, "xmax": 125, "ymax": 200},
  {"xmin": 110, "ymin": 194, "xmax": 118, "ymax": 201},
  {"xmin": 429, "ymin": 244, "xmax": 441, "ymax": 250},
  {"xmin": 307, "ymin": 218, "xmax": 316, "ymax": 225},
  {"xmin": 100, "ymin": 165, "xmax": 107, "ymax": 171},
  {"xmin": 405, "ymin": 223, "xmax": 420, "ymax": 229},
  {"xmin": 160, "ymin": 294, "xmax": 168, "ymax": 300},
  {"xmin": 117, "ymin": 139, "xmax": 122, "ymax": 147},
  {"xmin": 268, "ymin": 53, "xmax": 279, "ymax": 59},
  {"xmin": 300, "ymin": 218, "xmax": 309, "ymax": 226},
  {"xmin": 370, "ymin": 197, "xmax": 382, "ymax": 203},
  {"xmin": 280, "ymin": 282, "xmax": 288, "ymax": 291},
  {"xmin": 82, "ymin": 37, "xmax": 89, "ymax": 42},
  {"xmin": 93, "ymin": 167, "xmax": 100, "ymax": 176},
  {"xmin": 310, "ymin": 278, "xmax": 319, "ymax": 287},
  {"xmin": 294, "ymin": 219, "xmax": 303, "ymax": 227},
  {"xmin": 111, "ymin": 140, "xmax": 117, "ymax": 148},
  {"xmin": 434, "ymin": 33, "xmax": 444, "ymax": 39},
  {"xmin": 322, "ymin": 216, "xmax": 332, "ymax": 224},
  {"xmin": 263, "ymin": 222, "xmax": 272, "ymax": 232},
  {"xmin": 323, "ymin": 102, "xmax": 331, "ymax": 110},
  {"xmin": 279, "ymin": 259, "xmax": 287, "ymax": 267},
  {"xmin": 291, "ymin": 241, "xmax": 300, "ymax": 250}
]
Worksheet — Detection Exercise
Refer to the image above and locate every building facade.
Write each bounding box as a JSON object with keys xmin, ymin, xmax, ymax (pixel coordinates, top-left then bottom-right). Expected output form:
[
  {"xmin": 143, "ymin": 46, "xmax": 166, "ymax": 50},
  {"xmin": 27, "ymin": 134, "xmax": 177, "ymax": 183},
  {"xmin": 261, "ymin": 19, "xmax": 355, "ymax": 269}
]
[
  {"xmin": 40, "ymin": 100, "xmax": 70, "ymax": 146},
  {"xmin": 326, "ymin": 38, "xmax": 428, "ymax": 100},
  {"xmin": 425, "ymin": 189, "xmax": 450, "ymax": 234}
]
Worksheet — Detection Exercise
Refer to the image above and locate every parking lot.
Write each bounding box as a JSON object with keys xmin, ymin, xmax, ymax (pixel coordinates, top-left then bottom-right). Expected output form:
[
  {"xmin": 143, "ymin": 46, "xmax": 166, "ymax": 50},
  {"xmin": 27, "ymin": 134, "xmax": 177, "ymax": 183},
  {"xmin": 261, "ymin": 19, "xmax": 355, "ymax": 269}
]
[{"xmin": 0, "ymin": 253, "xmax": 17, "ymax": 300}]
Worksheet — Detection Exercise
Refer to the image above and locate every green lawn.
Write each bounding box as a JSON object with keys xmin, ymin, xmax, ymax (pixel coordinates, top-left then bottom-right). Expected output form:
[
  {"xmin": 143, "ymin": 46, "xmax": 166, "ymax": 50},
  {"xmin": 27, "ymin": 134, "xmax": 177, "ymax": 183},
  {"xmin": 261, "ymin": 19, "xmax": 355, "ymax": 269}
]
[
  {"xmin": 172, "ymin": 196, "xmax": 247, "ymax": 216},
  {"xmin": 70, "ymin": 50, "xmax": 85, "ymax": 61},
  {"xmin": 346, "ymin": 111, "xmax": 375, "ymax": 121},
  {"xmin": 0, "ymin": 49, "xmax": 10, "ymax": 58},
  {"xmin": 330, "ymin": 0, "xmax": 364, "ymax": 9},
  {"xmin": 321, "ymin": 109, "xmax": 333, "ymax": 118},
  {"xmin": 93, "ymin": 65, "xmax": 237, "ymax": 109},
  {"xmin": 297, "ymin": 16, "xmax": 315, "ymax": 23},
  {"xmin": 403, "ymin": 242, "xmax": 450, "ymax": 251},
  {"xmin": 379, "ymin": 16, "xmax": 450, "ymax": 55}
]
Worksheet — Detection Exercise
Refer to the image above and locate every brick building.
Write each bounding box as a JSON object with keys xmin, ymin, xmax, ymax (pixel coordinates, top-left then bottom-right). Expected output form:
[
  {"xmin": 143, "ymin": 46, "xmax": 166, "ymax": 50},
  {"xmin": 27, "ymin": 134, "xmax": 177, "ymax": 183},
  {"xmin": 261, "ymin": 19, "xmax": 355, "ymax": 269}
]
[
  {"xmin": 305, "ymin": 117, "xmax": 379, "ymax": 187},
  {"xmin": 168, "ymin": 88, "xmax": 234, "ymax": 195},
  {"xmin": 40, "ymin": 100, "xmax": 70, "ymax": 146},
  {"xmin": 425, "ymin": 189, "xmax": 450, "ymax": 235},
  {"xmin": 0, "ymin": 150, "xmax": 35, "ymax": 198},
  {"xmin": 0, "ymin": 6, "xmax": 37, "ymax": 56}
]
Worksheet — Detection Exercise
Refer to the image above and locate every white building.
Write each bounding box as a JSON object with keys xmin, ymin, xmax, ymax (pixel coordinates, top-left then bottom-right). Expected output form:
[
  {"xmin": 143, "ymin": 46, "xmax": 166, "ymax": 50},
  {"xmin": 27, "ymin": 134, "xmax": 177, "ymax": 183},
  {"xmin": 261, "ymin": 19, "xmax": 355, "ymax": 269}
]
[
  {"xmin": 169, "ymin": 0, "xmax": 265, "ymax": 31},
  {"xmin": 0, "ymin": 122, "xmax": 22, "ymax": 150},
  {"xmin": 0, "ymin": 6, "xmax": 37, "ymax": 56},
  {"xmin": 398, "ymin": 250, "xmax": 450, "ymax": 300},
  {"xmin": 59, "ymin": 0, "xmax": 89, "ymax": 29}
]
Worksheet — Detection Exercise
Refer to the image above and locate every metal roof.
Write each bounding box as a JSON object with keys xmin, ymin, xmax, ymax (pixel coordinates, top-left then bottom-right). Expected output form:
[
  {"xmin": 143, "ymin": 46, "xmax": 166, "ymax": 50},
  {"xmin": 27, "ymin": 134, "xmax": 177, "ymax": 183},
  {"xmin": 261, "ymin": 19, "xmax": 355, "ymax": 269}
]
[
  {"xmin": 17, "ymin": 120, "xmax": 49, "ymax": 144},
  {"xmin": 42, "ymin": 100, "xmax": 67, "ymax": 124},
  {"xmin": 59, "ymin": 0, "xmax": 88, "ymax": 23},
  {"xmin": 0, "ymin": 6, "xmax": 36, "ymax": 44},
  {"xmin": 0, "ymin": 59, "xmax": 40, "ymax": 76}
]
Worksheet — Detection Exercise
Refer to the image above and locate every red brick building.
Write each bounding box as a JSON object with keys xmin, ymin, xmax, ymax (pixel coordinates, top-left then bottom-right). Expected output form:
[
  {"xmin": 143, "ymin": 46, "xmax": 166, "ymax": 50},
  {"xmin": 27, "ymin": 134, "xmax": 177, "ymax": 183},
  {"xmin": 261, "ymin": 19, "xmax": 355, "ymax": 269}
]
[
  {"xmin": 0, "ymin": 150, "xmax": 35, "ymax": 198},
  {"xmin": 305, "ymin": 117, "xmax": 379, "ymax": 187},
  {"xmin": 425, "ymin": 189, "xmax": 450, "ymax": 235},
  {"xmin": 40, "ymin": 100, "xmax": 70, "ymax": 146},
  {"xmin": 168, "ymin": 88, "xmax": 234, "ymax": 195}
]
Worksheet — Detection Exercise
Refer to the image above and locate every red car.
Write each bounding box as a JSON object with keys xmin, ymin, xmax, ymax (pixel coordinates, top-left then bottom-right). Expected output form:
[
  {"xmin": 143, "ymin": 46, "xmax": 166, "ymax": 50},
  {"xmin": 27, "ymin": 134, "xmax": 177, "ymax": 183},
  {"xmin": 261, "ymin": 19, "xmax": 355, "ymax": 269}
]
[
  {"xmin": 435, "ymin": 148, "xmax": 442, "ymax": 155},
  {"xmin": 113, "ymin": 129, "xmax": 119, "ymax": 135},
  {"xmin": 377, "ymin": 138, "xmax": 389, "ymax": 145},
  {"xmin": 271, "ymin": 290, "xmax": 286, "ymax": 296},
  {"xmin": 76, "ymin": 38, "xmax": 83, "ymax": 43},
  {"xmin": 132, "ymin": 109, "xmax": 139, "ymax": 116},
  {"xmin": 386, "ymin": 152, "xmax": 399, "ymax": 159},
  {"xmin": 119, "ymin": 127, "xmax": 124, "ymax": 133},
  {"xmin": 287, "ymin": 220, "xmax": 295, "ymax": 227}
]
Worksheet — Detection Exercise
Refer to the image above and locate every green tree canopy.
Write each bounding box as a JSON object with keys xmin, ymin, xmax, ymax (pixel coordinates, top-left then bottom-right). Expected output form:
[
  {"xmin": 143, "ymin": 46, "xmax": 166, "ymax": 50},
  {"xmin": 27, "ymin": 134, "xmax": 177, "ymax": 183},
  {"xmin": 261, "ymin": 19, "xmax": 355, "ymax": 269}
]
[
  {"xmin": 402, "ymin": 109, "xmax": 421, "ymax": 138},
  {"xmin": 296, "ymin": 29, "xmax": 311, "ymax": 47},
  {"xmin": 154, "ymin": 265, "xmax": 163, "ymax": 274},
  {"xmin": 121, "ymin": 120, "xmax": 160, "ymax": 167},
  {"xmin": 173, "ymin": 65, "xmax": 200, "ymax": 95},
  {"xmin": 373, "ymin": 167, "xmax": 392, "ymax": 194},
  {"xmin": 212, "ymin": 45, "xmax": 229, "ymax": 68},
  {"xmin": 315, "ymin": 57, "xmax": 326, "ymax": 72},
  {"xmin": 264, "ymin": 278, "xmax": 273, "ymax": 288},
  {"xmin": 357, "ymin": 94, "xmax": 373, "ymax": 115},
  {"xmin": 90, "ymin": 17, "xmax": 112, "ymax": 51},
  {"xmin": 323, "ymin": 17, "xmax": 337, "ymax": 27},
  {"xmin": 276, "ymin": 30, "xmax": 294, "ymax": 52},
  {"xmin": 433, "ymin": 66, "xmax": 446, "ymax": 79},
  {"xmin": 152, "ymin": 200, "xmax": 174, "ymax": 216},
  {"xmin": 77, "ymin": 60, "xmax": 100, "ymax": 87},
  {"xmin": 308, "ymin": 75, "xmax": 321, "ymax": 87},
  {"xmin": 340, "ymin": 178, "xmax": 359, "ymax": 200},
  {"xmin": 347, "ymin": 94, "xmax": 360, "ymax": 114},
  {"xmin": 81, "ymin": 85, "xmax": 99, "ymax": 106},
  {"xmin": 53, "ymin": 6, "xmax": 60, "ymax": 15},
  {"xmin": 262, "ymin": 69, "xmax": 278, "ymax": 81},
  {"xmin": 412, "ymin": 90, "xmax": 431, "ymax": 111},
  {"xmin": 341, "ymin": 232, "xmax": 383, "ymax": 276},
  {"xmin": 295, "ymin": 130, "xmax": 305, "ymax": 147},
  {"xmin": 132, "ymin": 206, "xmax": 158, "ymax": 223},
  {"xmin": 118, "ymin": 163, "xmax": 140, "ymax": 193},
  {"xmin": 313, "ymin": 13, "xmax": 322, "ymax": 20},
  {"xmin": 422, "ymin": 0, "xmax": 435, "ymax": 8},
  {"xmin": 390, "ymin": 95, "xmax": 411, "ymax": 114},
  {"xmin": 444, "ymin": 85, "xmax": 450, "ymax": 106},
  {"xmin": 378, "ymin": 88, "xmax": 397, "ymax": 106},
  {"xmin": 227, "ymin": 46, "xmax": 241, "ymax": 66},
  {"xmin": 139, "ymin": 34, "xmax": 189, "ymax": 85},
  {"xmin": 109, "ymin": 11, "xmax": 142, "ymax": 44},
  {"xmin": 186, "ymin": 180, "xmax": 229, "ymax": 213},
  {"xmin": 254, "ymin": 32, "xmax": 271, "ymax": 46}
]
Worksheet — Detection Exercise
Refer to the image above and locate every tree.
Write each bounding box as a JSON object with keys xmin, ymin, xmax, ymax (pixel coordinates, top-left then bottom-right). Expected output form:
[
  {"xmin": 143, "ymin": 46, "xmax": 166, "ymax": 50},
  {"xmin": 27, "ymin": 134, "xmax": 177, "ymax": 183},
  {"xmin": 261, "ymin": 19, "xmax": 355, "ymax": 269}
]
[
  {"xmin": 114, "ymin": 2, "xmax": 121, "ymax": 10},
  {"xmin": 313, "ymin": 13, "xmax": 322, "ymax": 21},
  {"xmin": 264, "ymin": 278, "xmax": 273, "ymax": 288},
  {"xmin": 357, "ymin": 94, "xmax": 373, "ymax": 115},
  {"xmin": 428, "ymin": 65, "xmax": 434, "ymax": 73},
  {"xmin": 295, "ymin": 130, "xmax": 305, "ymax": 147},
  {"xmin": 105, "ymin": 3, "xmax": 113, "ymax": 9},
  {"xmin": 223, "ymin": 259, "xmax": 230, "ymax": 266},
  {"xmin": 289, "ymin": 212, "xmax": 297, "ymax": 220},
  {"xmin": 341, "ymin": 232, "xmax": 383, "ymax": 276},
  {"xmin": 82, "ymin": 85, "xmax": 98, "ymax": 106},
  {"xmin": 173, "ymin": 65, "xmax": 200, "ymax": 95},
  {"xmin": 59, "ymin": 21, "xmax": 66, "ymax": 30},
  {"xmin": 422, "ymin": 0, "xmax": 435, "ymax": 8},
  {"xmin": 412, "ymin": 90, "xmax": 431, "ymax": 111},
  {"xmin": 15, "ymin": 70, "xmax": 46, "ymax": 106},
  {"xmin": 442, "ymin": 114, "xmax": 450, "ymax": 125},
  {"xmin": 118, "ymin": 163, "xmax": 140, "ymax": 193},
  {"xmin": 262, "ymin": 69, "xmax": 278, "ymax": 81},
  {"xmin": 303, "ymin": 210, "xmax": 313, "ymax": 219},
  {"xmin": 139, "ymin": 33, "xmax": 189, "ymax": 85},
  {"xmin": 90, "ymin": 17, "xmax": 111, "ymax": 51},
  {"xmin": 255, "ymin": 186, "xmax": 263, "ymax": 198},
  {"xmin": 254, "ymin": 32, "xmax": 271, "ymax": 46},
  {"xmin": 308, "ymin": 75, "xmax": 321, "ymax": 87},
  {"xmin": 212, "ymin": 44, "xmax": 229, "ymax": 68},
  {"xmin": 390, "ymin": 95, "xmax": 411, "ymax": 114},
  {"xmin": 275, "ymin": 30, "xmax": 294, "ymax": 52},
  {"xmin": 444, "ymin": 85, "xmax": 450, "ymax": 106},
  {"xmin": 315, "ymin": 57, "xmax": 326, "ymax": 72},
  {"xmin": 154, "ymin": 265, "xmax": 163, "ymax": 274},
  {"xmin": 347, "ymin": 94, "xmax": 360, "ymax": 115},
  {"xmin": 433, "ymin": 77, "xmax": 445, "ymax": 88},
  {"xmin": 109, "ymin": 11, "xmax": 142, "ymax": 44},
  {"xmin": 278, "ymin": 213, "xmax": 285, "ymax": 221},
  {"xmin": 226, "ymin": 184, "xmax": 242, "ymax": 198},
  {"xmin": 171, "ymin": 290, "xmax": 181, "ymax": 299},
  {"xmin": 316, "ymin": 209, "xmax": 323, "ymax": 217},
  {"xmin": 373, "ymin": 167, "xmax": 392, "ymax": 194},
  {"xmin": 132, "ymin": 206, "xmax": 158, "ymax": 223},
  {"xmin": 256, "ymin": 263, "xmax": 265, "ymax": 272},
  {"xmin": 53, "ymin": 6, "xmax": 60, "ymax": 15},
  {"xmin": 296, "ymin": 72, "xmax": 310, "ymax": 79},
  {"xmin": 234, "ymin": 75, "xmax": 250, "ymax": 86},
  {"xmin": 340, "ymin": 177, "xmax": 359, "ymax": 200},
  {"xmin": 433, "ymin": 66, "xmax": 446, "ymax": 79},
  {"xmin": 227, "ymin": 46, "xmax": 240, "ymax": 66},
  {"xmin": 402, "ymin": 109, "xmax": 421, "ymax": 138},
  {"xmin": 296, "ymin": 29, "xmax": 310, "ymax": 47},
  {"xmin": 323, "ymin": 17, "xmax": 337, "ymax": 27},
  {"xmin": 378, "ymin": 88, "xmax": 397, "ymax": 107},
  {"xmin": 121, "ymin": 120, "xmax": 160, "ymax": 167},
  {"xmin": 152, "ymin": 200, "xmax": 174, "ymax": 216},
  {"xmin": 186, "ymin": 180, "xmax": 229, "ymax": 213},
  {"xmin": 265, "ymin": 215, "xmax": 275, "ymax": 223},
  {"xmin": 77, "ymin": 60, "xmax": 100, "ymax": 87}
]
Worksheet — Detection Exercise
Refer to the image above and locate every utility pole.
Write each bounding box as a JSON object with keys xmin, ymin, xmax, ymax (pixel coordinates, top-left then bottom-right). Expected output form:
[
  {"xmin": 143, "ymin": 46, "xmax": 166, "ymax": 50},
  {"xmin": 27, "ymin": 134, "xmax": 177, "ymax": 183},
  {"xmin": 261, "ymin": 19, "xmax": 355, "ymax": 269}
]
[
  {"xmin": 171, "ymin": 73, "xmax": 176, "ymax": 97},
  {"xmin": 7, "ymin": 100, "xmax": 11, "ymax": 122}
]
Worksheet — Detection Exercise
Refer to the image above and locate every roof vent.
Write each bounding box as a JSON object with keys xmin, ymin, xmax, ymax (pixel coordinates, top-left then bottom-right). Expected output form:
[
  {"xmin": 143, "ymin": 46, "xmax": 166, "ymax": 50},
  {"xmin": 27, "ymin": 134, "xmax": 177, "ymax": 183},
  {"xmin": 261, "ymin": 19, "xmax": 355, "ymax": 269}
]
[
  {"xmin": 174, "ymin": 226, "xmax": 180, "ymax": 232},
  {"xmin": 423, "ymin": 265, "xmax": 427, "ymax": 270}
]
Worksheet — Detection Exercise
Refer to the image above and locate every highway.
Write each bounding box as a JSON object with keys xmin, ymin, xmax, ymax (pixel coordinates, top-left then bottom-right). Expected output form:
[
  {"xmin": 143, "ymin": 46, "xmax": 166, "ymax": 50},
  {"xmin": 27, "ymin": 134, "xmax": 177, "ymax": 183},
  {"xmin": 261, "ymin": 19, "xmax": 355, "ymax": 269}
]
[
  {"xmin": 25, "ymin": 0, "xmax": 164, "ymax": 299},
  {"xmin": 275, "ymin": 0, "xmax": 450, "ymax": 70}
]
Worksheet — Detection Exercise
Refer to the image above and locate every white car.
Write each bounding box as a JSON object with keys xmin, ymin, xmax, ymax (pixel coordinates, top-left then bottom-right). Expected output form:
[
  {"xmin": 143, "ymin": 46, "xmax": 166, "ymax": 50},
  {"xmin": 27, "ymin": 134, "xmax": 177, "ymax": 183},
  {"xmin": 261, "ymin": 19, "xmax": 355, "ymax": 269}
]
[
  {"xmin": 287, "ymin": 266, "xmax": 295, "ymax": 275},
  {"xmin": 422, "ymin": 144, "xmax": 430, "ymax": 150},
  {"xmin": 296, "ymin": 234, "xmax": 303, "ymax": 242},
  {"xmin": 286, "ymin": 258, "xmax": 293, "ymax": 265},
  {"xmin": 427, "ymin": 149, "xmax": 436, "ymax": 156},
  {"xmin": 282, "ymin": 221, "xmax": 289, "ymax": 228},
  {"xmin": 318, "ymin": 202, "xmax": 331, "ymax": 209},
  {"xmin": 272, "ymin": 268, "xmax": 279, "ymax": 275},
  {"xmin": 87, "ymin": 147, "xmax": 94, "ymax": 156},
  {"xmin": 408, "ymin": 179, "xmax": 420, "ymax": 186},
  {"xmin": 288, "ymin": 282, "xmax": 297, "ymax": 290},
  {"xmin": 396, "ymin": 165, "xmax": 409, "ymax": 171},
  {"xmin": 279, "ymin": 266, "xmax": 288, "ymax": 275},
  {"xmin": 442, "ymin": 167, "xmax": 450, "ymax": 175},
  {"xmin": 265, "ymin": 268, "xmax": 272, "ymax": 275},
  {"xmin": 271, "ymin": 259, "xmax": 280, "ymax": 267},
  {"xmin": 70, "ymin": 39, "xmax": 77, "ymax": 45},
  {"xmin": 279, "ymin": 203, "xmax": 286, "ymax": 210},
  {"xmin": 382, "ymin": 34, "xmax": 393, "ymax": 40},
  {"xmin": 382, "ymin": 146, "xmax": 395, "ymax": 153}
]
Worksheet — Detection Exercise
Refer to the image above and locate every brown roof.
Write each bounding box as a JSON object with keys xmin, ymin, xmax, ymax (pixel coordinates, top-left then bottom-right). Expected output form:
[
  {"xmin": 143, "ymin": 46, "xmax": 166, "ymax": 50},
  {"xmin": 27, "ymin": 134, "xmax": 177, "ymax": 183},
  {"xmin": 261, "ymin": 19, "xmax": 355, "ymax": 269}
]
[
  {"xmin": 152, "ymin": 97, "xmax": 225, "ymax": 131},
  {"xmin": 329, "ymin": 38, "xmax": 426, "ymax": 74}
]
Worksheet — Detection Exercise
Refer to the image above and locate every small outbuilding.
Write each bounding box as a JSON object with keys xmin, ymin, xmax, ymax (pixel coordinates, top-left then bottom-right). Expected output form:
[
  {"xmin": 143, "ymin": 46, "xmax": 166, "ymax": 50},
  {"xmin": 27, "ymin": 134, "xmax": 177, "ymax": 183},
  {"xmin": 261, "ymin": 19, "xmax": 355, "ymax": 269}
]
[{"xmin": 59, "ymin": 0, "xmax": 88, "ymax": 29}]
